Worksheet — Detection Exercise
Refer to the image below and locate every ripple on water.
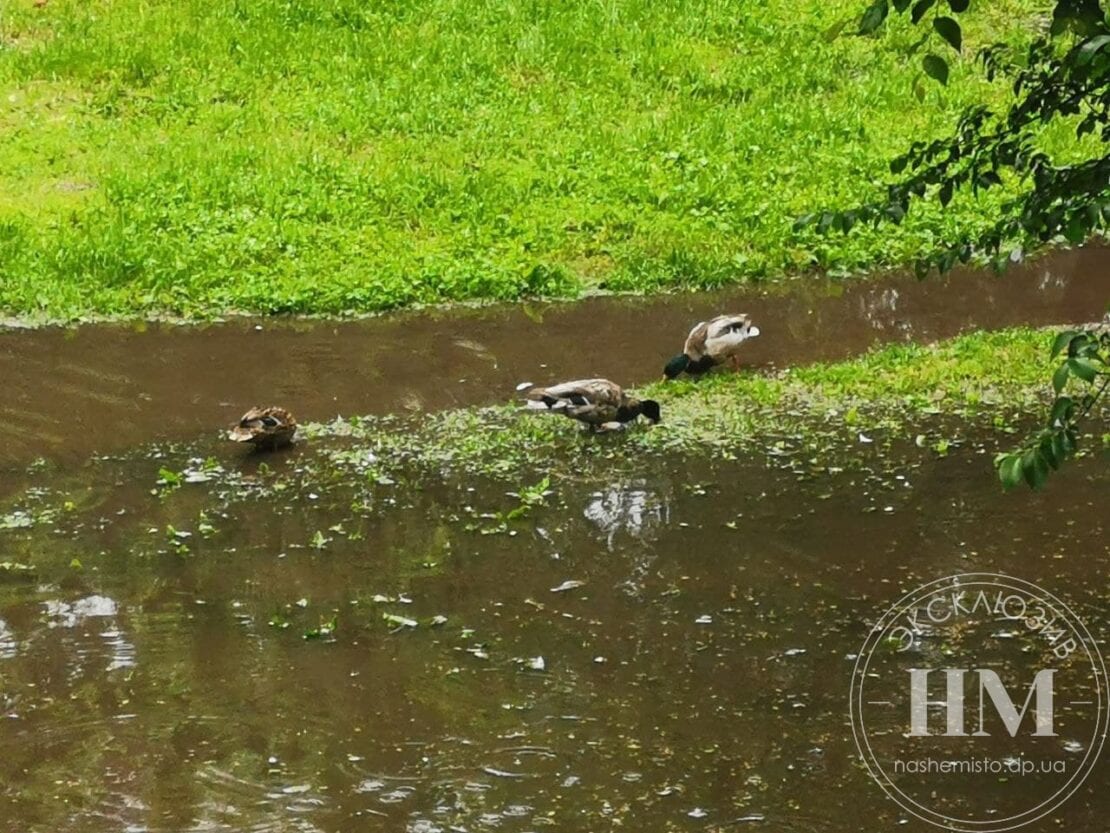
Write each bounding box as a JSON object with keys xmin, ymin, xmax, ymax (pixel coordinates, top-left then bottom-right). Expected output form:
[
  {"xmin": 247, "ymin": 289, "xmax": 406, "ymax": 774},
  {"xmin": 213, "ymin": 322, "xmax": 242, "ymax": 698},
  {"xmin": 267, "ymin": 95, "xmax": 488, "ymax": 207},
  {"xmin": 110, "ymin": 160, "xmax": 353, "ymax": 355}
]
[
  {"xmin": 44, "ymin": 594, "xmax": 119, "ymax": 627},
  {"xmin": 0, "ymin": 617, "xmax": 17, "ymax": 659}
]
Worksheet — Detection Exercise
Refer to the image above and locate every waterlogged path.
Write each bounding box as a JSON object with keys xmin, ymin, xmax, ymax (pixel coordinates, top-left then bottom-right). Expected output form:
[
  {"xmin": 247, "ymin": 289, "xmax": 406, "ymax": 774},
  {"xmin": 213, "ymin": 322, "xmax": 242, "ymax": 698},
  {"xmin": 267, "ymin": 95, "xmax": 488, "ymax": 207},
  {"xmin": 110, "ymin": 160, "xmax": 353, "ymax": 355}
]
[
  {"xmin": 2, "ymin": 246, "xmax": 1110, "ymax": 465},
  {"xmin": 0, "ymin": 248, "xmax": 1108, "ymax": 831}
]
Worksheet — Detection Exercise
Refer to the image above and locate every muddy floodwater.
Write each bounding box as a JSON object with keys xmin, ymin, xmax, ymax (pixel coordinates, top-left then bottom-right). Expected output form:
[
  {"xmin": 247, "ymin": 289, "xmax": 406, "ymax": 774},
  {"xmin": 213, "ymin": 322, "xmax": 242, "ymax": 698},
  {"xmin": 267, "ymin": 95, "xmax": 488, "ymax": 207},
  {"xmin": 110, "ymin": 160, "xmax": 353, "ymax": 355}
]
[
  {"xmin": 0, "ymin": 441, "xmax": 1107, "ymax": 832},
  {"xmin": 1, "ymin": 249, "xmax": 1109, "ymax": 832},
  {"xmin": 2, "ymin": 245, "xmax": 1110, "ymax": 466}
]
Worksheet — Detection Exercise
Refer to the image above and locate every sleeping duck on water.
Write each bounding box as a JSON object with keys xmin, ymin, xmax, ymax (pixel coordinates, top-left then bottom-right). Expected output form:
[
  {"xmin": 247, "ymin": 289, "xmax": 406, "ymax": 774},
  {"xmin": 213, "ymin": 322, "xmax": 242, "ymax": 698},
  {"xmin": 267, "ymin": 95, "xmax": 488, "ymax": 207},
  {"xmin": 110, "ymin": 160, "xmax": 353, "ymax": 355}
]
[
  {"xmin": 228, "ymin": 406, "xmax": 297, "ymax": 450},
  {"xmin": 663, "ymin": 314, "xmax": 760, "ymax": 379},
  {"xmin": 525, "ymin": 379, "xmax": 661, "ymax": 430}
]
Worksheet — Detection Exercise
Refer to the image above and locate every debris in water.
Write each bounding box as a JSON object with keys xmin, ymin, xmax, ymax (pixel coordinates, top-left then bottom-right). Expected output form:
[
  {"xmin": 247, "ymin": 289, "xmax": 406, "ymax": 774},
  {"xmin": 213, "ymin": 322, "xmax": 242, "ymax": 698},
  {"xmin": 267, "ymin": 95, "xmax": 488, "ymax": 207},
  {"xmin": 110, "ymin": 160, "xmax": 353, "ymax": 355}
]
[
  {"xmin": 383, "ymin": 613, "xmax": 418, "ymax": 629},
  {"xmin": 482, "ymin": 766, "xmax": 527, "ymax": 779},
  {"xmin": 550, "ymin": 580, "xmax": 586, "ymax": 593}
]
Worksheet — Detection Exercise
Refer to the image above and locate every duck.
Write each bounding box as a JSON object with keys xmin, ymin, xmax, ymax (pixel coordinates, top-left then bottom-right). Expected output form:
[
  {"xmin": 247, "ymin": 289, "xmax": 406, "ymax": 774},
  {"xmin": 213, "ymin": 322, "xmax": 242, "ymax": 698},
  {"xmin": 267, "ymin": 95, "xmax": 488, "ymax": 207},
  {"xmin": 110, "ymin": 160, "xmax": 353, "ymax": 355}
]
[
  {"xmin": 228, "ymin": 406, "xmax": 297, "ymax": 449},
  {"xmin": 525, "ymin": 379, "xmax": 661, "ymax": 430},
  {"xmin": 663, "ymin": 314, "xmax": 760, "ymax": 379}
]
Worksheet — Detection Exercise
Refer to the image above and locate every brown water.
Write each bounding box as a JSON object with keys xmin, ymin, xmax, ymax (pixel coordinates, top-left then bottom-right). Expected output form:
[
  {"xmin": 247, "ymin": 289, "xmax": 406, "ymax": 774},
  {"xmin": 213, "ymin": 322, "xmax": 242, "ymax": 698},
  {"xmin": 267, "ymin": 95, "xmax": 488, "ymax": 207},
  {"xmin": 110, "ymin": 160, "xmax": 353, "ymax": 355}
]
[
  {"xmin": 1, "ymin": 251, "xmax": 1109, "ymax": 832},
  {"xmin": 2, "ymin": 245, "xmax": 1109, "ymax": 466},
  {"xmin": 0, "ymin": 436, "xmax": 1107, "ymax": 832}
]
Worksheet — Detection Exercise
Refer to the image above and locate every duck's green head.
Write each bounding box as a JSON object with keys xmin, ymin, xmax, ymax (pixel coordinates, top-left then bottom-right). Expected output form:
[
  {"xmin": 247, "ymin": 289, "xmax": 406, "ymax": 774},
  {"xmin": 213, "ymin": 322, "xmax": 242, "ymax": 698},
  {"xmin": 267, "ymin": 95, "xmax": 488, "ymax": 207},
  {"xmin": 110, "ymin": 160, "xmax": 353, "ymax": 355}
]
[{"xmin": 663, "ymin": 354, "xmax": 689, "ymax": 379}]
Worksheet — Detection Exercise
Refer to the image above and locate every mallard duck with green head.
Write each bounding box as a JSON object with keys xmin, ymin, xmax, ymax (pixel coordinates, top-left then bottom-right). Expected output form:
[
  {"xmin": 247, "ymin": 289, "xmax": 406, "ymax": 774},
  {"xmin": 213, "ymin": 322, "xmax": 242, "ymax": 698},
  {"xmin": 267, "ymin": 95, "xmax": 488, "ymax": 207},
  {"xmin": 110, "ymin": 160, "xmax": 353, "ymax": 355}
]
[
  {"xmin": 525, "ymin": 379, "xmax": 661, "ymax": 431},
  {"xmin": 663, "ymin": 314, "xmax": 760, "ymax": 379},
  {"xmin": 228, "ymin": 406, "xmax": 297, "ymax": 450}
]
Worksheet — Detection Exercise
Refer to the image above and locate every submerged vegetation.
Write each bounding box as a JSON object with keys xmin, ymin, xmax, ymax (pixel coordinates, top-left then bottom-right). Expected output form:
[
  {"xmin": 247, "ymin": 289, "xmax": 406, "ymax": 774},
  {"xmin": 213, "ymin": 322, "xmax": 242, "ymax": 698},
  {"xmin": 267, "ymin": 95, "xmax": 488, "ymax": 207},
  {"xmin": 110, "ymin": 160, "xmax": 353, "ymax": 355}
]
[
  {"xmin": 308, "ymin": 326, "xmax": 1101, "ymax": 482},
  {"xmin": 0, "ymin": 0, "xmax": 1062, "ymax": 319}
]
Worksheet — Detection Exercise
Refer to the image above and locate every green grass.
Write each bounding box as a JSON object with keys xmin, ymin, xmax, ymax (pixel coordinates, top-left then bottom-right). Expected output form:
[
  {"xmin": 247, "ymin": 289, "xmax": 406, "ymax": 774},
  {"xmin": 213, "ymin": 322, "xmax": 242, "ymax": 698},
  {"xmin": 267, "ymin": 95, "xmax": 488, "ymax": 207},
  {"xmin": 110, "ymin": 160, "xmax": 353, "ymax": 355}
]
[
  {"xmin": 310, "ymin": 327, "xmax": 1085, "ymax": 480},
  {"xmin": 0, "ymin": 0, "xmax": 1052, "ymax": 319}
]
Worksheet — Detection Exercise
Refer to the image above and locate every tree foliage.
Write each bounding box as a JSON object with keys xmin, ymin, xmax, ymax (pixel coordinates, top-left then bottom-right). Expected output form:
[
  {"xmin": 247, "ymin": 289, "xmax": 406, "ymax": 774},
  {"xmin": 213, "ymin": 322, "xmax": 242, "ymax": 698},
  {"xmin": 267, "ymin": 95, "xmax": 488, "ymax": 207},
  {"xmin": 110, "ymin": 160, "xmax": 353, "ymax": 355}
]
[
  {"xmin": 803, "ymin": 0, "xmax": 1110, "ymax": 488},
  {"xmin": 996, "ymin": 328, "xmax": 1109, "ymax": 489}
]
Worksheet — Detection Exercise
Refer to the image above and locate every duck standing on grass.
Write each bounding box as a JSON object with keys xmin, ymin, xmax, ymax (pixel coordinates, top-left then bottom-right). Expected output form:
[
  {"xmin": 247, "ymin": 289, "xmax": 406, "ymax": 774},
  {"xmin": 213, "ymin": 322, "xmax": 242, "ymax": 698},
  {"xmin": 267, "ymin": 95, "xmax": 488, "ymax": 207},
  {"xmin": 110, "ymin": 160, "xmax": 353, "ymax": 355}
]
[
  {"xmin": 525, "ymin": 379, "xmax": 661, "ymax": 431},
  {"xmin": 228, "ymin": 406, "xmax": 297, "ymax": 450},
  {"xmin": 663, "ymin": 313, "xmax": 760, "ymax": 379}
]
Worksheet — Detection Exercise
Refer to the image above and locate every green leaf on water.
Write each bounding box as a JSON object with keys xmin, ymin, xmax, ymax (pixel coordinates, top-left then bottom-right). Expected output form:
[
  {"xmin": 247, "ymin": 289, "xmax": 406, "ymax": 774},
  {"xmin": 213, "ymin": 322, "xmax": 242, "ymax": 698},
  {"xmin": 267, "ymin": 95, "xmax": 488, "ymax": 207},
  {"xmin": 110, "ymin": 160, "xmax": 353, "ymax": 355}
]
[
  {"xmin": 303, "ymin": 615, "xmax": 338, "ymax": 640},
  {"xmin": 823, "ymin": 19, "xmax": 850, "ymax": 42}
]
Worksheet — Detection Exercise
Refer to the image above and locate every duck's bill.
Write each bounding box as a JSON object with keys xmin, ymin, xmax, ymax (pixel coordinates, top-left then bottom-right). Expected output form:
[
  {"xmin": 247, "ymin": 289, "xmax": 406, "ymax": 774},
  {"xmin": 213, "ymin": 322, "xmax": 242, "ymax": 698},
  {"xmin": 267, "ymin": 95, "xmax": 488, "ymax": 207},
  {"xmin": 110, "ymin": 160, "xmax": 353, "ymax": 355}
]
[
  {"xmin": 748, "ymin": 325, "xmax": 761, "ymax": 338},
  {"xmin": 228, "ymin": 428, "xmax": 254, "ymax": 442}
]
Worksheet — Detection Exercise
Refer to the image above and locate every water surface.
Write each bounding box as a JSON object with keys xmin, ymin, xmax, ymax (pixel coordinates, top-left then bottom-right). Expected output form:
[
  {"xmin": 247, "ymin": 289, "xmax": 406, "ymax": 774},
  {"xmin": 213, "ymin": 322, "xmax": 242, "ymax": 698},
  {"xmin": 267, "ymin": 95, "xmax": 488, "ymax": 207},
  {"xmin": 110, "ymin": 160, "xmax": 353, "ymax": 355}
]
[{"xmin": 2, "ymin": 246, "xmax": 1109, "ymax": 465}]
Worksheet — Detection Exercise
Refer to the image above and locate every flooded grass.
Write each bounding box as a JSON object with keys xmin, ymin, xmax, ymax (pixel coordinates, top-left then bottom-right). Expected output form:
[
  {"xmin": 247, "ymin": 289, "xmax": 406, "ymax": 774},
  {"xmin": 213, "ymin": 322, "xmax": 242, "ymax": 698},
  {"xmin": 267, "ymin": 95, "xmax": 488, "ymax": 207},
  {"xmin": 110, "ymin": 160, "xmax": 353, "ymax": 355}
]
[
  {"xmin": 298, "ymin": 327, "xmax": 1090, "ymax": 485},
  {"xmin": 0, "ymin": 257, "xmax": 1107, "ymax": 830},
  {"xmin": 3, "ymin": 246, "xmax": 1109, "ymax": 466},
  {"xmin": 0, "ymin": 410, "xmax": 1107, "ymax": 831},
  {"xmin": 0, "ymin": 249, "xmax": 1105, "ymax": 833}
]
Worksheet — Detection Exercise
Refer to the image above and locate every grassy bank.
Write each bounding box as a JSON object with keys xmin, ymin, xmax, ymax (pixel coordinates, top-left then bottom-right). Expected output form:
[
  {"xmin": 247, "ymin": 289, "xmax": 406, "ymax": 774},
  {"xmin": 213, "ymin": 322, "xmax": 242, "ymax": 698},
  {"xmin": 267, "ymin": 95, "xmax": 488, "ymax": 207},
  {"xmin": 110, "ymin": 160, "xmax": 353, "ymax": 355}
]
[
  {"xmin": 310, "ymin": 327, "xmax": 1103, "ymax": 481},
  {"xmin": 0, "ymin": 0, "xmax": 1053, "ymax": 319}
]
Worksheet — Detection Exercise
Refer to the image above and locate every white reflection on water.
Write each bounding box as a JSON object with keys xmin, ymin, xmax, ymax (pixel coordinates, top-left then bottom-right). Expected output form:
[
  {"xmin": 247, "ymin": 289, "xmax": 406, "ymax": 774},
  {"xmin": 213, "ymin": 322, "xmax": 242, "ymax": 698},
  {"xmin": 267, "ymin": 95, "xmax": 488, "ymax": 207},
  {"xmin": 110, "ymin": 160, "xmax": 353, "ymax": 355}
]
[
  {"xmin": 0, "ymin": 617, "xmax": 17, "ymax": 659},
  {"xmin": 583, "ymin": 481, "xmax": 669, "ymax": 549},
  {"xmin": 44, "ymin": 594, "xmax": 119, "ymax": 627},
  {"xmin": 41, "ymin": 594, "xmax": 136, "ymax": 671},
  {"xmin": 859, "ymin": 287, "xmax": 900, "ymax": 331}
]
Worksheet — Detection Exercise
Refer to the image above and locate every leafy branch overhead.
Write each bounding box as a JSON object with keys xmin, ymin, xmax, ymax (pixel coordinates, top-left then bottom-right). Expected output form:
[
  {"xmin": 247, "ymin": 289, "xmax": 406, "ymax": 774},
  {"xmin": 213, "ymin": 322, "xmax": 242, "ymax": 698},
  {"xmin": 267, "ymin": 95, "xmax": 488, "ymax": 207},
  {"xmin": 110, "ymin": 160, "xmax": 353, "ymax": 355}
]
[
  {"xmin": 807, "ymin": 0, "xmax": 1110, "ymax": 276},
  {"xmin": 996, "ymin": 329, "xmax": 1109, "ymax": 489},
  {"xmin": 808, "ymin": 0, "xmax": 1110, "ymax": 488}
]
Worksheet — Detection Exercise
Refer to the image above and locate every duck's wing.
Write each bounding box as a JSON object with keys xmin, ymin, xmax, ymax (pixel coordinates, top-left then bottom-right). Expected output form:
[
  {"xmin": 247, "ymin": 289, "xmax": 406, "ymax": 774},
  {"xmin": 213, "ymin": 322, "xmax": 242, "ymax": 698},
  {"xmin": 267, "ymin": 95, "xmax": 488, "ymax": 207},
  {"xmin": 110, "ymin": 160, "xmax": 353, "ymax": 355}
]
[
  {"xmin": 703, "ymin": 314, "xmax": 758, "ymax": 359},
  {"xmin": 683, "ymin": 321, "xmax": 711, "ymax": 359},
  {"xmin": 526, "ymin": 379, "xmax": 622, "ymax": 421},
  {"xmin": 229, "ymin": 406, "xmax": 297, "ymax": 442}
]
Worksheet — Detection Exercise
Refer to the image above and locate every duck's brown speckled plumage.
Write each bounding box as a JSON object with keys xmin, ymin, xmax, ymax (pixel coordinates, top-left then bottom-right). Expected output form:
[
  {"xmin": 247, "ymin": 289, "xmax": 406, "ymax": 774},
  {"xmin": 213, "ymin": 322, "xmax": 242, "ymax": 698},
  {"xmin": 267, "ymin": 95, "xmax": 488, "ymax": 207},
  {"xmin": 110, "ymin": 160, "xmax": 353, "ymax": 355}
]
[
  {"xmin": 228, "ymin": 406, "xmax": 297, "ymax": 449},
  {"xmin": 525, "ymin": 379, "xmax": 661, "ymax": 429}
]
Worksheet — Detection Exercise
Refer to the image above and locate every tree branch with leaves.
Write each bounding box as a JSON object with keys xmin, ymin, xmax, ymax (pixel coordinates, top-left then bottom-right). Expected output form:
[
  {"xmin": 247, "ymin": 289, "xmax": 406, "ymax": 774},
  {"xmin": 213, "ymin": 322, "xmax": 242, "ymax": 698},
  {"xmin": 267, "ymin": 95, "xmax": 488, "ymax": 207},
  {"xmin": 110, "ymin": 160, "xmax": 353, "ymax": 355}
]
[{"xmin": 799, "ymin": 0, "xmax": 1110, "ymax": 488}]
